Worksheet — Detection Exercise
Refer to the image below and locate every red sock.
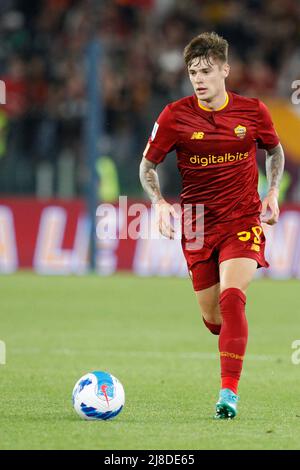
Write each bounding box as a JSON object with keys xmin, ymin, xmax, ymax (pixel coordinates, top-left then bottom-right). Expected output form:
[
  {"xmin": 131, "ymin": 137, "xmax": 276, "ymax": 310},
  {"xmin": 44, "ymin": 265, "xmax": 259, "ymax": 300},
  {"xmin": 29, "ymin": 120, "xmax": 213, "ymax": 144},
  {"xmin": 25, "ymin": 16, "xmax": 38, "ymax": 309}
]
[
  {"xmin": 221, "ymin": 377, "xmax": 239, "ymax": 395},
  {"xmin": 218, "ymin": 288, "xmax": 248, "ymax": 394},
  {"xmin": 202, "ymin": 317, "xmax": 221, "ymax": 335}
]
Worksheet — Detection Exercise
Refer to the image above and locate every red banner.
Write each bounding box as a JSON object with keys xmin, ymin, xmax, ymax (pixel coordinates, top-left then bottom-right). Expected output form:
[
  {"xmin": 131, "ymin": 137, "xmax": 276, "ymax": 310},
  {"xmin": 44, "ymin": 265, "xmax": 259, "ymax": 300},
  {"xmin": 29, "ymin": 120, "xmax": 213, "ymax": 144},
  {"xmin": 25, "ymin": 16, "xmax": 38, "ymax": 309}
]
[{"xmin": 0, "ymin": 198, "xmax": 299, "ymax": 279}]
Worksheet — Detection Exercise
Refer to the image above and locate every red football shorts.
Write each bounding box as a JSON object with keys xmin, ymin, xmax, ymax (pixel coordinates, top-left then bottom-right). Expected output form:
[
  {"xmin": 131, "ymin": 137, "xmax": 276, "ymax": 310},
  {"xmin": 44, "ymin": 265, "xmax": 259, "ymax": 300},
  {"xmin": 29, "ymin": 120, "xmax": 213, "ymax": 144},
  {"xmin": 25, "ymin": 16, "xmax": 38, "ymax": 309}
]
[{"xmin": 181, "ymin": 217, "xmax": 269, "ymax": 291}]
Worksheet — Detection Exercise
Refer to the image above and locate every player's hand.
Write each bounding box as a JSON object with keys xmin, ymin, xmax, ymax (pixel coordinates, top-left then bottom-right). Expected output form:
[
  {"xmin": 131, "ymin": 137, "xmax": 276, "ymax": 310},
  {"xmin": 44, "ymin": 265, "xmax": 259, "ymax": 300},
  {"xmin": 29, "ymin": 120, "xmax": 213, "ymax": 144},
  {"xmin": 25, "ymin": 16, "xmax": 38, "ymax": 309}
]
[
  {"xmin": 261, "ymin": 188, "xmax": 280, "ymax": 225},
  {"xmin": 155, "ymin": 199, "xmax": 180, "ymax": 239}
]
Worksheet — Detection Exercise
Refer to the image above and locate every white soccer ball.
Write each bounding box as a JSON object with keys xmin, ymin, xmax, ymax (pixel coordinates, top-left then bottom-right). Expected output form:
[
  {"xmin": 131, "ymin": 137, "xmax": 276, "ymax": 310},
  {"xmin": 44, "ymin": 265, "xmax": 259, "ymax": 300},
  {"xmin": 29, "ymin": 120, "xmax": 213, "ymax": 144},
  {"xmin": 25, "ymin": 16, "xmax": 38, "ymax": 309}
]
[{"xmin": 72, "ymin": 371, "xmax": 125, "ymax": 420}]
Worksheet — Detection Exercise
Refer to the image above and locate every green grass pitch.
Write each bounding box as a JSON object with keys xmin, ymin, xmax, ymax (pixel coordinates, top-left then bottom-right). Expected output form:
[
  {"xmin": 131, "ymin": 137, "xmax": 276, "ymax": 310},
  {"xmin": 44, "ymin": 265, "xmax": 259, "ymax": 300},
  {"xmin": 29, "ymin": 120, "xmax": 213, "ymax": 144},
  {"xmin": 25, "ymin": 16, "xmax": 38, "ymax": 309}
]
[{"xmin": 0, "ymin": 273, "xmax": 300, "ymax": 450}]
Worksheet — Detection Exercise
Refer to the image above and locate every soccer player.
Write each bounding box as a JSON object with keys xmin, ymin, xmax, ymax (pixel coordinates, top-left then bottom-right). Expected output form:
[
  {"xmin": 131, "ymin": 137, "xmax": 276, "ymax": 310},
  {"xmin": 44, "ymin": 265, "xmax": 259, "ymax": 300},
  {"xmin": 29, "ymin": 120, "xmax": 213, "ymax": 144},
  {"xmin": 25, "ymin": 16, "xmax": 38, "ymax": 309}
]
[{"xmin": 139, "ymin": 32, "xmax": 284, "ymax": 419}]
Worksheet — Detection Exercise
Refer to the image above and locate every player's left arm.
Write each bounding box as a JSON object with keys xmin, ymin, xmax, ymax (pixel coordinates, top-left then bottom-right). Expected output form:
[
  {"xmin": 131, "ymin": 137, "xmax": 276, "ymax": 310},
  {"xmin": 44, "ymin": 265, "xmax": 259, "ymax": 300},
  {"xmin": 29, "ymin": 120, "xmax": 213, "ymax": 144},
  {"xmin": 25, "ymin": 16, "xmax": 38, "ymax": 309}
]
[{"xmin": 261, "ymin": 143, "xmax": 285, "ymax": 225}]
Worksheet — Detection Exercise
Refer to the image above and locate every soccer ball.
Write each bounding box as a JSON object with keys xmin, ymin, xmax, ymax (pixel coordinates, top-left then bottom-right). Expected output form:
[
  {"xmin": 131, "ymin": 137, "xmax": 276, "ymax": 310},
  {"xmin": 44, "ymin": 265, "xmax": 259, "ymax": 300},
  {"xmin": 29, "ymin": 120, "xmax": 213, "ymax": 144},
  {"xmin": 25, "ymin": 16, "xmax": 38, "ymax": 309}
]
[{"xmin": 72, "ymin": 371, "xmax": 125, "ymax": 420}]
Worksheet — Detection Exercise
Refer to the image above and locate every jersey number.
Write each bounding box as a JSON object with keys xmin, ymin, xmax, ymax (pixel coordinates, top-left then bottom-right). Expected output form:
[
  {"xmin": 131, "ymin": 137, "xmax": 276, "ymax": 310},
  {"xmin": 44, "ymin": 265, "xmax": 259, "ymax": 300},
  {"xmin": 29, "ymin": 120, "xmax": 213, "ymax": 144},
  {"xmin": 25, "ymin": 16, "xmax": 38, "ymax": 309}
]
[{"xmin": 237, "ymin": 225, "xmax": 263, "ymax": 244}]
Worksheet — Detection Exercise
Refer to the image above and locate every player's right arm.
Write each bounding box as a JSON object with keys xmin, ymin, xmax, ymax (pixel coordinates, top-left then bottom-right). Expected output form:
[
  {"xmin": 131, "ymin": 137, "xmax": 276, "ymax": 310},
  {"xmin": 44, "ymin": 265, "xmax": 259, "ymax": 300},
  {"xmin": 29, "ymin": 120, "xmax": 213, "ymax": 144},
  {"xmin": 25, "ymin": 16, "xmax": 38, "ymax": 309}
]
[
  {"xmin": 139, "ymin": 157, "xmax": 163, "ymax": 204},
  {"xmin": 139, "ymin": 157, "xmax": 178, "ymax": 239},
  {"xmin": 139, "ymin": 105, "xmax": 179, "ymax": 239}
]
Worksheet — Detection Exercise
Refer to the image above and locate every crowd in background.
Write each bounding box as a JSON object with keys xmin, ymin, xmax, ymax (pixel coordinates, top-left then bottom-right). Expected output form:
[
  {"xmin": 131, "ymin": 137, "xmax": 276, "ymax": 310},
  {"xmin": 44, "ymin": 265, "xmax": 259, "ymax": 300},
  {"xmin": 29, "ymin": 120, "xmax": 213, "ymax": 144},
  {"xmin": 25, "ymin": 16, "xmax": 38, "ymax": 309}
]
[{"xmin": 0, "ymin": 0, "xmax": 299, "ymax": 198}]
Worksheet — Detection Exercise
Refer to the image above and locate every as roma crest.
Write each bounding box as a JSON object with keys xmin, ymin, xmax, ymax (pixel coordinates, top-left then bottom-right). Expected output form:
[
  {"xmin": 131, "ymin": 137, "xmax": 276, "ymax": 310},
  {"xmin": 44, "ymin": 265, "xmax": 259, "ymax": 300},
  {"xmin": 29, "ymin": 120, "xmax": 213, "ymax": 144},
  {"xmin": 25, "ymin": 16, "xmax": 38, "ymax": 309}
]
[{"xmin": 234, "ymin": 125, "xmax": 247, "ymax": 139}]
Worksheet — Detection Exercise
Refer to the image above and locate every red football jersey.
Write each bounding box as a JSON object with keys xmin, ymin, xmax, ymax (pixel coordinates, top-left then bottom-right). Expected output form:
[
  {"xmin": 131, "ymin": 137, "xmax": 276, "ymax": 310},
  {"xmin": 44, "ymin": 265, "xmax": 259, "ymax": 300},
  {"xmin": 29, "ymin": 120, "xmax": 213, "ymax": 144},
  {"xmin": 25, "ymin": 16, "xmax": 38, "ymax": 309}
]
[{"xmin": 144, "ymin": 91, "xmax": 279, "ymax": 234}]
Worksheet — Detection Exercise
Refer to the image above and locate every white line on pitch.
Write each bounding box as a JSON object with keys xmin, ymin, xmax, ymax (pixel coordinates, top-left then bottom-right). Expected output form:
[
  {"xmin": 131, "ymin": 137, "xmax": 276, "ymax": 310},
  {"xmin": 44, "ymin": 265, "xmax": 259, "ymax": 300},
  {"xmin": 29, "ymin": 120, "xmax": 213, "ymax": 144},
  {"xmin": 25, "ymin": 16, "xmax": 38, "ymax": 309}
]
[{"xmin": 10, "ymin": 348, "xmax": 286, "ymax": 362}]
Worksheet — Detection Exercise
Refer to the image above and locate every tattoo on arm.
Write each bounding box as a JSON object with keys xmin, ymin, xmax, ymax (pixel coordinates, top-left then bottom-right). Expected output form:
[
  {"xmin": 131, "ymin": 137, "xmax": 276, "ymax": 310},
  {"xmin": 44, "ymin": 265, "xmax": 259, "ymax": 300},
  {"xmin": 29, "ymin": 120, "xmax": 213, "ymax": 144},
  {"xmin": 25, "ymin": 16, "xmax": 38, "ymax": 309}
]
[
  {"xmin": 139, "ymin": 157, "xmax": 164, "ymax": 204},
  {"xmin": 265, "ymin": 143, "xmax": 285, "ymax": 192}
]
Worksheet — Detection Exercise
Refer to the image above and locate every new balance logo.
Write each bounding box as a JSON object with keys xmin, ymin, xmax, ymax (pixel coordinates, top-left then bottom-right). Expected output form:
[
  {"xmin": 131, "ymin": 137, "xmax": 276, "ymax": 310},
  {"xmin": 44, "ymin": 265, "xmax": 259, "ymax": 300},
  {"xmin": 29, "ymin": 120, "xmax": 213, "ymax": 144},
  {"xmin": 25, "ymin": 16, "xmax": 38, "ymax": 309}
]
[
  {"xmin": 251, "ymin": 243, "xmax": 260, "ymax": 252},
  {"xmin": 191, "ymin": 132, "xmax": 204, "ymax": 140}
]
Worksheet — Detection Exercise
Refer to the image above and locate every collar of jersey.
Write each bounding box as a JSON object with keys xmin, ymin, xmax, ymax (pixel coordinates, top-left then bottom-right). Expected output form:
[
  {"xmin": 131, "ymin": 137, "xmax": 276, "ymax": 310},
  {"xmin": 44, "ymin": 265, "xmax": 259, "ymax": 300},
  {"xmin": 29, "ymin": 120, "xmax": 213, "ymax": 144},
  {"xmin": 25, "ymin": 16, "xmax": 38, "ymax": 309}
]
[{"xmin": 197, "ymin": 92, "xmax": 229, "ymax": 112}]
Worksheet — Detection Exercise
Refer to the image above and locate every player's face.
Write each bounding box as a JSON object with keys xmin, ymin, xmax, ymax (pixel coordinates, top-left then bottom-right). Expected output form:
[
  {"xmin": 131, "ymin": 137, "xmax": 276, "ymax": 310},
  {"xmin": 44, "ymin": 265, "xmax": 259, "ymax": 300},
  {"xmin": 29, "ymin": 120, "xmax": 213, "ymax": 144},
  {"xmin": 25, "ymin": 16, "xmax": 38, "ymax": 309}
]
[{"xmin": 188, "ymin": 57, "xmax": 229, "ymax": 102}]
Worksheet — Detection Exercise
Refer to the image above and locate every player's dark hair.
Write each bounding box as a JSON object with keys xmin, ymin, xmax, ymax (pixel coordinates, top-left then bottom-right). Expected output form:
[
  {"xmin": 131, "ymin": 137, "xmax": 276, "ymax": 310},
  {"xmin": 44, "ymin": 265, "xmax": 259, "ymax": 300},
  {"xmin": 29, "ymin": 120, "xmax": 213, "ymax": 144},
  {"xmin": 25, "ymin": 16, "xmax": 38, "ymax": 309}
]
[{"xmin": 184, "ymin": 32, "xmax": 228, "ymax": 67}]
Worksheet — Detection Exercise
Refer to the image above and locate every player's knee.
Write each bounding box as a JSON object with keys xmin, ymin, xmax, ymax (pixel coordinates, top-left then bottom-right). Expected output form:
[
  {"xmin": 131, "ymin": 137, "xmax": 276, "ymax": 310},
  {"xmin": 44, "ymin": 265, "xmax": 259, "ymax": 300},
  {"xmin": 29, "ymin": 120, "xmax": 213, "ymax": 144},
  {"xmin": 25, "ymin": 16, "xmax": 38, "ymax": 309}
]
[
  {"xmin": 199, "ymin": 298, "xmax": 220, "ymax": 322},
  {"xmin": 196, "ymin": 286, "xmax": 221, "ymax": 334},
  {"xmin": 201, "ymin": 305, "xmax": 222, "ymax": 335}
]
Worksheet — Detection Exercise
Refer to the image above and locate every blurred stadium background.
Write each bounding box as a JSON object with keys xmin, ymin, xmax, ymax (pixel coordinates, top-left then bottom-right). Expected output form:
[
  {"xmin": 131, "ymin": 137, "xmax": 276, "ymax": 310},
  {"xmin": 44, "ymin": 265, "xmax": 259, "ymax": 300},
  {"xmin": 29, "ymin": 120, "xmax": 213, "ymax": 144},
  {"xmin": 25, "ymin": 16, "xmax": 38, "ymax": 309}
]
[
  {"xmin": 1, "ymin": 0, "xmax": 300, "ymax": 450},
  {"xmin": 0, "ymin": 0, "xmax": 300, "ymax": 277}
]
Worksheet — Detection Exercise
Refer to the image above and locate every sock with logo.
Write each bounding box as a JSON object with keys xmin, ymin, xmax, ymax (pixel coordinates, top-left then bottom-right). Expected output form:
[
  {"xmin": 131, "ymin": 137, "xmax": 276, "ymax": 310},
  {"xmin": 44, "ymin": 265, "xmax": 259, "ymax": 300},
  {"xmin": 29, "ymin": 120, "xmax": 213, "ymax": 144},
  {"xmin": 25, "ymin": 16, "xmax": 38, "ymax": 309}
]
[
  {"xmin": 218, "ymin": 288, "xmax": 248, "ymax": 394},
  {"xmin": 202, "ymin": 317, "xmax": 221, "ymax": 335}
]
